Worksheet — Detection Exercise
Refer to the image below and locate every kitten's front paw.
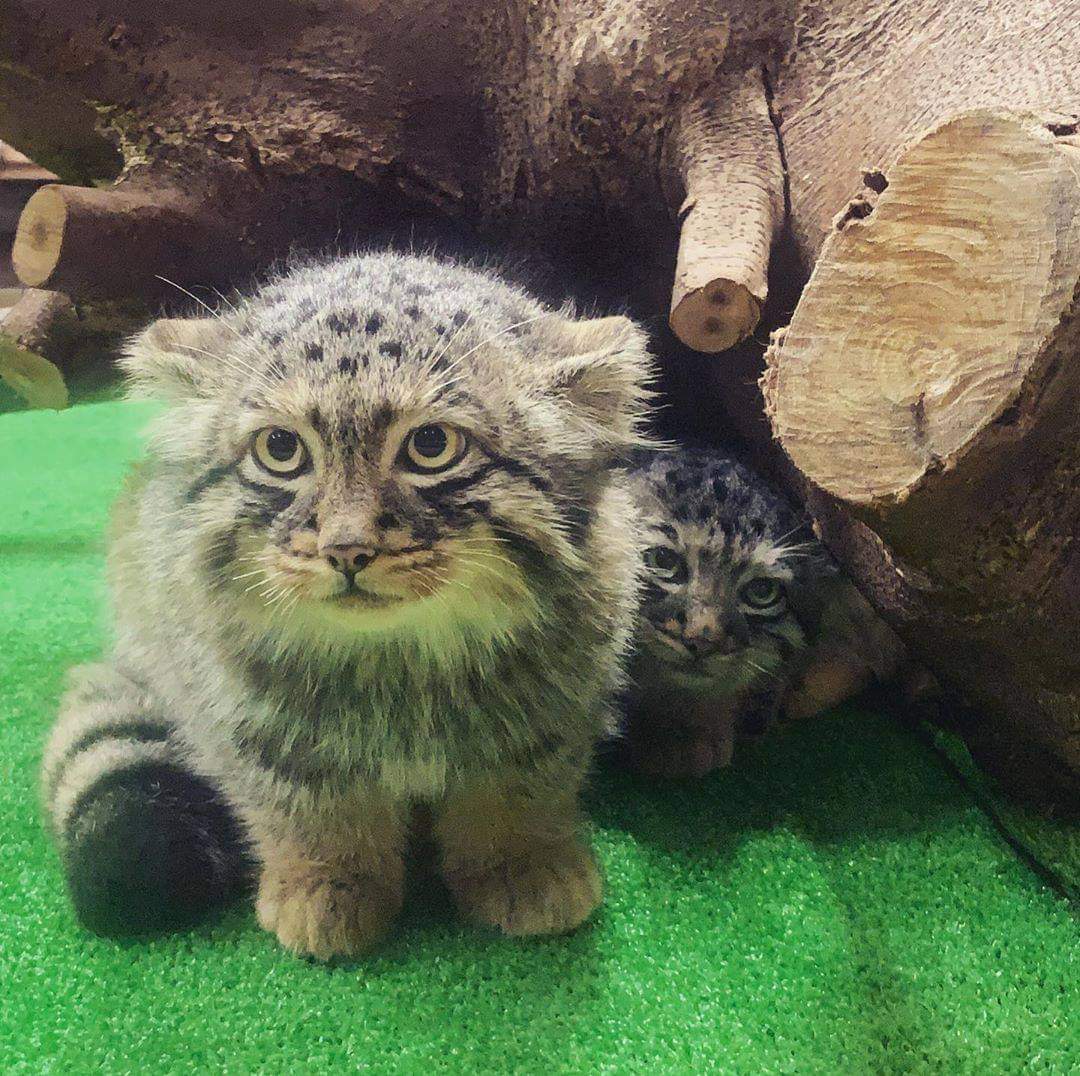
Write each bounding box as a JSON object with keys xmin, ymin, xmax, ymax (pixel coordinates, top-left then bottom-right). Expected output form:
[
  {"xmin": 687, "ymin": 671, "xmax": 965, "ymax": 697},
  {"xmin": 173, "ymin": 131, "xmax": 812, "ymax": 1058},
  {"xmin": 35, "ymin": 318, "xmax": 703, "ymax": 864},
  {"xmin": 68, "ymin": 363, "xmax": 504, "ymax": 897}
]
[
  {"xmin": 256, "ymin": 865, "xmax": 399, "ymax": 960},
  {"xmin": 448, "ymin": 841, "xmax": 602, "ymax": 937}
]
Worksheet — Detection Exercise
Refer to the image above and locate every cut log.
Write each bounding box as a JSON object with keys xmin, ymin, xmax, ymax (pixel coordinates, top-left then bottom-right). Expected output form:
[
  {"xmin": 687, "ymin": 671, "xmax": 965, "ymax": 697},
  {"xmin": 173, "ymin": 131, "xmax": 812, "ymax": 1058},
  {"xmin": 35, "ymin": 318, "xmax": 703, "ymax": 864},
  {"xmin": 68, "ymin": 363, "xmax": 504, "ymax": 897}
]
[
  {"xmin": 763, "ymin": 110, "xmax": 1080, "ymax": 810},
  {"xmin": 11, "ymin": 184, "xmax": 237, "ymax": 301},
  {"xmin": 1, "ymin": 288, "xmax": 76, "ymax": 361},
  {"xmin": 667, "ymin": 63, "xmax": 785, "ymax": 352},
  {"xmin": 2, "ymin": 2, "xmax": 790, "ymax": 336}
]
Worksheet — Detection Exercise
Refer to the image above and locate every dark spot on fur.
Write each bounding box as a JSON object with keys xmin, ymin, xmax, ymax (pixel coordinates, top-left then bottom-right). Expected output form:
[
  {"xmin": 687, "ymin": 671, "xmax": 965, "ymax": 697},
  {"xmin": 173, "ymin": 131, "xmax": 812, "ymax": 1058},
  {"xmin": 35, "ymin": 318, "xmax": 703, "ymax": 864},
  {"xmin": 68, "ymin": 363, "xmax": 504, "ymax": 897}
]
[
  {"xmin": 452, "ymin": 311, "xmax": 468, "ymax": 327},
  {"xmin": 365, "ymin": 313, "xmax": 383, "ymax": 335},
  {"xmin": 404, "ymin": 306, "xmax": 420, "ymax": 319},
  {"xmin": 434, "ymin": 324, "xmax": 447, "ymax": 336},
  {"xmin": 265, "ymin": 331, "xmax": 284, "ymax": 347},
  {"xmin": 375, "ymin": 512, "xmax": 398, "ymax": 529},
  {"xmin": 266, "ymin": 357, "xmax": 288, "ymax": 380},
  {"xmin": 338, "ymin": 356, "xmax": 358, "ymax": 375},
  {"xmin": 378, "ymin": 341, "xmax": 402, "ymax": 358},
  {"xmin": 326, "ymin": 312, "xmax": 358, "ymax": 334},
  {"xmin": 305, "ymin": 342, "xmax": 324, "ymax": 363}
]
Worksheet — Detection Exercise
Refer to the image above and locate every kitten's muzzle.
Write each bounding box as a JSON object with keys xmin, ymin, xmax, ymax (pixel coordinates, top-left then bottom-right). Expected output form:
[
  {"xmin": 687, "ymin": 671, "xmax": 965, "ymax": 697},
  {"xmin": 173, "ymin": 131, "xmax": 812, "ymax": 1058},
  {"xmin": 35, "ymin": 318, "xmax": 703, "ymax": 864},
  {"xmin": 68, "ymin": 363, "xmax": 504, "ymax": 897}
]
[{"xmin": 682, "ymin": 634, "xmax": 737, "ymax": 658}]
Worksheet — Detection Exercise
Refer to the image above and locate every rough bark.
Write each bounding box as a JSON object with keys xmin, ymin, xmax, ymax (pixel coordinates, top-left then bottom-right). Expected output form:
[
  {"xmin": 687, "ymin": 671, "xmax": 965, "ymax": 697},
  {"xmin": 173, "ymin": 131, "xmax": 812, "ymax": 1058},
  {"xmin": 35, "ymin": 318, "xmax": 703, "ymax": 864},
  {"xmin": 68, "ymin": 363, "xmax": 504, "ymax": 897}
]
[
  {"xmin": 12, "ymin": 184, "xmax": 233, "ymax": 300},
  {"xmin": 1, "ymin": 289, "xmax": 76, "ymax": 360},
  {"xmin": 3, "ymin": 0, "xmax": 789, "ymax": 340},
  {"xmin": 764, "ymin": 29, "xmax": 1080, "ymax": 813}
]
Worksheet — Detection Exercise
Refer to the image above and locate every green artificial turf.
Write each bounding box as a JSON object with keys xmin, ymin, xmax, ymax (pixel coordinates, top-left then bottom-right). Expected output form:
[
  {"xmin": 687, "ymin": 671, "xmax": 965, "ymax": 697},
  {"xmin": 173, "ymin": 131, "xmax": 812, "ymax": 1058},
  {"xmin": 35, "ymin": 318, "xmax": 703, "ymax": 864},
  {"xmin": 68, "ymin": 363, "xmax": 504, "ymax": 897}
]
[{"xmin": 1, "ymin": 400, "xmax": 1077, "ymax": 1074}]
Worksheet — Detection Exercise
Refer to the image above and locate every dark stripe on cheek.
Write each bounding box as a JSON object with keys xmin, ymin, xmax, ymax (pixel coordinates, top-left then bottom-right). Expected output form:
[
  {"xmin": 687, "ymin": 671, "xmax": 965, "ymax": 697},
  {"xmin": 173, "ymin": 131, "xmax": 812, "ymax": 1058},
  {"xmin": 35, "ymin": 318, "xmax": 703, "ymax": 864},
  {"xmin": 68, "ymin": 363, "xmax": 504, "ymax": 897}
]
[
  {"xmin": 477, "ymin": 447, "xmax": 552, "ymax": 493},
  {"xmin": 184, "ymin": 461, "xmax": 239, "ymax": 503},
  {"xmin": 204, "ymin": 523, "xmax": 242, "ymax": 589},
  {"xmin": 237, "ymin": 475, "xmax": 297, "ymax": 522},
  {"xmin": 418, "ymin": 462, "xmax": 500, "ymax": 498}
]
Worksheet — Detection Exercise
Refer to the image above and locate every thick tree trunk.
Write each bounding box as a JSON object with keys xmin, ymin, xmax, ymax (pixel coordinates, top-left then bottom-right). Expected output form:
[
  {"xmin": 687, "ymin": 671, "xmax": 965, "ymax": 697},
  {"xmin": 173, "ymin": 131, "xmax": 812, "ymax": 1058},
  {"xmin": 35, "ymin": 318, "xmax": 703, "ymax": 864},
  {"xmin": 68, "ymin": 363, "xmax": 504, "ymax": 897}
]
[
  {"xmin": 763, "ymin": 0, "xmax": 1080, "ymax": 810},
  {"xmin": 2, "ymin": 0, "xmax": 788, "ymax": 342}
]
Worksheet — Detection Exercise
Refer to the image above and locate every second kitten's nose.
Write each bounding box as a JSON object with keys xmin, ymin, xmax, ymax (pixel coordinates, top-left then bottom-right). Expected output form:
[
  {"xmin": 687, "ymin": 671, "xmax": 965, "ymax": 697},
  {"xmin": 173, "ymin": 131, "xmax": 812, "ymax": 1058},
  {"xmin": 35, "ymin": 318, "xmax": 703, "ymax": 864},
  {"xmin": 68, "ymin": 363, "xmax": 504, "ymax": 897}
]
[
  {"xmin": 323, "ymin": 545, "xmax": 375, "ymax": 574},
  {"xmin": 684, "ymin": 634, "xmax": 736, "ymax": 658}
]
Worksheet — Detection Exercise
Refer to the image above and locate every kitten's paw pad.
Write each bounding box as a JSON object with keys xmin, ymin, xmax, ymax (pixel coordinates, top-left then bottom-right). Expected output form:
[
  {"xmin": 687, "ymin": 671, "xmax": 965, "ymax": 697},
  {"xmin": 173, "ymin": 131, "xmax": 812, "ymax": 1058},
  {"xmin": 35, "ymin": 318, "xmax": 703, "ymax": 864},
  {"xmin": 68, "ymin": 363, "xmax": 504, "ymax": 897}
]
[
  {"xmin": 450, "ymin": 843, "xmax": 602, "ymax": 936},
  {"xmin": 256, "ymin": 869, "xmax": 398, "ymax": 960}
]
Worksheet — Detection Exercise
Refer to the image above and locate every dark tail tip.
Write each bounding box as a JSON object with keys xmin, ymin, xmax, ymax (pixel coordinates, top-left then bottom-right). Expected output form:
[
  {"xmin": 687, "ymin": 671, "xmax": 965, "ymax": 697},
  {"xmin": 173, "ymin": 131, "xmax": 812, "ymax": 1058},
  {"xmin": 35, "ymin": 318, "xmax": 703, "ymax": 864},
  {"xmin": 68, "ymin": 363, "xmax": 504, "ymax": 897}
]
[{"xmin": 63, "ymin": 764, "xmax": 252, "ymax": 937}]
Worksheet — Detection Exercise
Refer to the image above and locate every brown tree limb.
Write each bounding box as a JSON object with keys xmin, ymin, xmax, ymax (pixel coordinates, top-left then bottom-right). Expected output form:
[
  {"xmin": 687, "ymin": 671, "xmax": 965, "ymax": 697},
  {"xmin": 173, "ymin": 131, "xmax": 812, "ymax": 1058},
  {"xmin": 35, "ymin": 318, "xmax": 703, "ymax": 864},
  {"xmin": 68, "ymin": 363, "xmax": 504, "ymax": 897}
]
[
  {"xmin": 668, "ymin": 63, "xmax": 785, "ymax": 353},
  {"xmin": 11, "ymin": 183, "xmax": 239, "ymax": 301},
  {"xmin": 1, "ymin": 288, "xmax": 76, "ymax": 360}
]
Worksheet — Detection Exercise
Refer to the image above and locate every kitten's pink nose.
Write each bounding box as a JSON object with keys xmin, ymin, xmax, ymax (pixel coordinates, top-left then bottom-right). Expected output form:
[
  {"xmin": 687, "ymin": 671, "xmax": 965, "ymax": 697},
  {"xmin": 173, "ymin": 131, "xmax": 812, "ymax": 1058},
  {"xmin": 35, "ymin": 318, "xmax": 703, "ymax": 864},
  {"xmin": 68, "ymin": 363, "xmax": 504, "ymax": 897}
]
[{"xmin": 322, "ymin": 545, "xmax": 376, "ymax": 574}]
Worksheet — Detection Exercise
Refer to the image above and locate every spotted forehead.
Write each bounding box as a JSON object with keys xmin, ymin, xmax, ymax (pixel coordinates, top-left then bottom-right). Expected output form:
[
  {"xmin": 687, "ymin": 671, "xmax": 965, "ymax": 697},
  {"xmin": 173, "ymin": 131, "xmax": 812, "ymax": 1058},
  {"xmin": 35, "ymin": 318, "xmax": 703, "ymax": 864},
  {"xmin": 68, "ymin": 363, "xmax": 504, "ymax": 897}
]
[{"xmin": 637, "ymin": 452, "xmax": 800, "ymax": 556}]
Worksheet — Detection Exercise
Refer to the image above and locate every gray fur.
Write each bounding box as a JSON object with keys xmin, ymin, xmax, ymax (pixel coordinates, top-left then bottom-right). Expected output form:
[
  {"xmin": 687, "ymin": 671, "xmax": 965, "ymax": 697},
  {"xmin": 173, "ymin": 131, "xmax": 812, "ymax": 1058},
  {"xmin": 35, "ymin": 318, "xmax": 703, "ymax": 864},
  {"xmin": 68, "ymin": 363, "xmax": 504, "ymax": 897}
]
[
  {"xmin": 43, "ymin": 252, "xmax": 655, "ymax": 945},
  {"xmin": 622, "ymin": 446, "xmax": 903, "ymax": 777}
]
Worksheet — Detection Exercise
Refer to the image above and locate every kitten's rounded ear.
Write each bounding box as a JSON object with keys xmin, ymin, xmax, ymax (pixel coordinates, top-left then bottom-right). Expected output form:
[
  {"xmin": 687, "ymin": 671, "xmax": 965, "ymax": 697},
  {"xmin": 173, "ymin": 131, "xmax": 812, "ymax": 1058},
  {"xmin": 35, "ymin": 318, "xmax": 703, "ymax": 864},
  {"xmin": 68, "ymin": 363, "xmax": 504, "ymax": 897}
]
[
  {"xmin": 537, "ymin": 313, "xmax": 656, "ymax": 448},
  {"xmin": 120, "ymin": 317, "xmax": 231, "ymax": 401}
]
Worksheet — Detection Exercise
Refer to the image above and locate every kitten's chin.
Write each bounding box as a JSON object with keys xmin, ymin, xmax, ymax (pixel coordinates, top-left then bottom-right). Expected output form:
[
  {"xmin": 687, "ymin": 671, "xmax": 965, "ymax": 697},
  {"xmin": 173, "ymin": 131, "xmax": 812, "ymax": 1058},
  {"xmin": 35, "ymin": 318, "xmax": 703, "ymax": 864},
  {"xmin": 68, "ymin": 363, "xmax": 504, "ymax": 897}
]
[
  {"xmin": 645, "ymin": 646, "xmax": 760, "ymax": 692},
  {"xmin": 330, "ymin": 589, "xmax": 407, "ymax": 611}
]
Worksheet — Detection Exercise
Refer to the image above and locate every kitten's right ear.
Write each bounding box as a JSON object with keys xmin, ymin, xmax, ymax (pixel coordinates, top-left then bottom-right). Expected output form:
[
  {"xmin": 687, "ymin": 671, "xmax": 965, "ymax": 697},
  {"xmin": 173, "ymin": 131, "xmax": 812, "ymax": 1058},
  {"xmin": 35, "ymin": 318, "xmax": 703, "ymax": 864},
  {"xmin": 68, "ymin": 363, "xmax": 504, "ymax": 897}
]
[{"xmin": 120, "ymin": 317, "xmax": 231, "ymax": 401}]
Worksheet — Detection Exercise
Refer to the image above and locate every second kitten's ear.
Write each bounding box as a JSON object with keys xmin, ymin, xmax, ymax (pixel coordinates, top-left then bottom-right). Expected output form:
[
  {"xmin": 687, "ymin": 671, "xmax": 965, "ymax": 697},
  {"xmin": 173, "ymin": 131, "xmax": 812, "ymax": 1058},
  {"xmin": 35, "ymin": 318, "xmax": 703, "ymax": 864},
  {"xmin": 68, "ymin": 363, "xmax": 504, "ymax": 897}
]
[
  {"xmin": 120, "ymin": 317, "xmax": 232, "ymax": 401},
  {"xmin": 538, "ymin": 314, "xmax": 655, "ymax": 447}
]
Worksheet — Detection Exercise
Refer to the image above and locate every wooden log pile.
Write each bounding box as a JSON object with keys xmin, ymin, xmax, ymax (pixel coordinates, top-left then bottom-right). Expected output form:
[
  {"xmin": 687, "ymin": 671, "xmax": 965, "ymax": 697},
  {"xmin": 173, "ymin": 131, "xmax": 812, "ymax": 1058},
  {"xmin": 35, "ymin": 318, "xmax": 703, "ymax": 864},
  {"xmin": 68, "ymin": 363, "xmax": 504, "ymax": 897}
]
[{"xmin": 3, "ymin": 0, "xmax": 1078, "ymax": 809}]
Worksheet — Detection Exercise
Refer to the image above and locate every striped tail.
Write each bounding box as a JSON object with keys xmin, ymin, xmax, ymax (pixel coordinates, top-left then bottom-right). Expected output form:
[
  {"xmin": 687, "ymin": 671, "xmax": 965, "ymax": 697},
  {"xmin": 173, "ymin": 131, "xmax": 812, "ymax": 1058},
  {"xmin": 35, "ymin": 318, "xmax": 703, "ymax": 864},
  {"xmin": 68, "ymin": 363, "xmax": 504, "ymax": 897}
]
[{"xmin": 42, "ymin": 663, "xmax": 250, "ymax": 935}]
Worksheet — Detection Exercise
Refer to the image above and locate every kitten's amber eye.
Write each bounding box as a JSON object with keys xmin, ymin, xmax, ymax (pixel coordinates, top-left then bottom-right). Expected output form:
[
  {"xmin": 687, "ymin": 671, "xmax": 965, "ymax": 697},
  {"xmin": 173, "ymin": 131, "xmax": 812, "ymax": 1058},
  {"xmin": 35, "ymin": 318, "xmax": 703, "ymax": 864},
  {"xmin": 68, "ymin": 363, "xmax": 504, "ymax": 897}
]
[
  {"xmin": 740, "ymin": 577, "xmax": 783, "ymax": 610},
  {"xmin": 252, "ymin": 427, "xmax": 309, "ymax": 477},
  {"xmin": 643, "ymin": 546, "xmax": 685, "ymax": 582},
  {"xmin": 404, "ymin": 424, "xmax": 465, "ymax": 473}
]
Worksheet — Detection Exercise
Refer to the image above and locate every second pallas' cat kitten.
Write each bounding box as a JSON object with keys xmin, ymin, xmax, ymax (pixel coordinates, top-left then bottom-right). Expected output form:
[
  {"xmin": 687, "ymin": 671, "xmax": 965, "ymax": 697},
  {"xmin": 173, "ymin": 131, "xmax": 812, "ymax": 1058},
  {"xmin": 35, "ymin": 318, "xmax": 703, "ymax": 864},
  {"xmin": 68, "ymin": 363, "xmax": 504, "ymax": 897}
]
[
  {"xmin": 41, "ymin": 253, "xmax": 654, "ymax": 958},
  {"xmin": 622, "ymin": 447, "xmax": 904, "ymax": 778}
]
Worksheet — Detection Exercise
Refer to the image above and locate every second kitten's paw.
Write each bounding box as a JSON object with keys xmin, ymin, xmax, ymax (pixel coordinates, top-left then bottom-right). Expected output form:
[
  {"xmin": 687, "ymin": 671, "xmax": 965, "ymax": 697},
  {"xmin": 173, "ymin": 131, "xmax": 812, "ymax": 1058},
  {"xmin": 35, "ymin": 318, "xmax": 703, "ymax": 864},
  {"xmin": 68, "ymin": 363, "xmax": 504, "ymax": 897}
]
[
  {"xmin": 449, "ymin": 842, "xmax": 602, "ymax": 937},
  {"xmin": 256, "ymin": 865, "xmax": 399, "ymax": 960},
  {"xmin": 626, "ymin": 725, "xmax": 735, "ymax": 779}
]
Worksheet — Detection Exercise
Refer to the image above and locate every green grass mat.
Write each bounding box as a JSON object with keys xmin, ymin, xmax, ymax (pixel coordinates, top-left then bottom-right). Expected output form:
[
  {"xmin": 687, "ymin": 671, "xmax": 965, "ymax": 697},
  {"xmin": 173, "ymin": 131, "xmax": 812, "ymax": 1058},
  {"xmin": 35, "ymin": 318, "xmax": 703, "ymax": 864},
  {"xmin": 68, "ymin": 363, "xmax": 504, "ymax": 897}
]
[{"xmin": 1, "ymin": 401, "xmax": 1077, "ymax": 1073}]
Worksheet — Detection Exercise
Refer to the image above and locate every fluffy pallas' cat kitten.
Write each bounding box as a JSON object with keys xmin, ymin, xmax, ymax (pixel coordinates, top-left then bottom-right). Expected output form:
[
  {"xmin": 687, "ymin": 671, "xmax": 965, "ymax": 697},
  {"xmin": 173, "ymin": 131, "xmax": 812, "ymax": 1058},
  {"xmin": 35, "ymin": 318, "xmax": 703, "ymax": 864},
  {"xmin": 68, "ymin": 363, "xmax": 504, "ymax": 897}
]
[
  {"xmin": 41, "ymin": 253, "xmax": 654, "ymax": 958},
  {"xmin": 621, "ymin": 447, "xmax": 904, "ymax": 778}
]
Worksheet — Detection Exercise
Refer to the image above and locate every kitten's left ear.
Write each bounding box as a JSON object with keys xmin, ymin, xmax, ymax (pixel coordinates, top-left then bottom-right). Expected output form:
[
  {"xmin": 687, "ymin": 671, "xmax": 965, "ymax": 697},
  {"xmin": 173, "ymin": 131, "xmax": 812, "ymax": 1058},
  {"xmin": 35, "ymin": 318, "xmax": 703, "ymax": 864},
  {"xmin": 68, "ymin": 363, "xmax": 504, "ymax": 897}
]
[
  {"xmin": 120, "ymin": 317, "xmax": 232, "ymax": 402},
  {"xmin": 538, "ymin": 314, "xmax": 655, "ymax": 447}
]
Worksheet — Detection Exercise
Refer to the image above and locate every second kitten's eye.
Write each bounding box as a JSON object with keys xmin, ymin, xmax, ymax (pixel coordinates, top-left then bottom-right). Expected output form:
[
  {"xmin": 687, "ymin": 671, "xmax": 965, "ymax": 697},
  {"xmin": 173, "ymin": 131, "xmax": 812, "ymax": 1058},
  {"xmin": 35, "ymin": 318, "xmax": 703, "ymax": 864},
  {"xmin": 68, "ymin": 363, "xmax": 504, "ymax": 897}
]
[
  {"xmin": 404, "ymin": 424, "xmax": 465, "ymax": 473},
  {"xmin": 252, "ymin": 427, "xmax": 309, "ymax": 477},
  {"xmin": 740, "ymin": 577, "xmax": 784, "ymax": 610},
  {"xmin": 643, "ymin": 546, "xmax": 685, "ymax": 582}
]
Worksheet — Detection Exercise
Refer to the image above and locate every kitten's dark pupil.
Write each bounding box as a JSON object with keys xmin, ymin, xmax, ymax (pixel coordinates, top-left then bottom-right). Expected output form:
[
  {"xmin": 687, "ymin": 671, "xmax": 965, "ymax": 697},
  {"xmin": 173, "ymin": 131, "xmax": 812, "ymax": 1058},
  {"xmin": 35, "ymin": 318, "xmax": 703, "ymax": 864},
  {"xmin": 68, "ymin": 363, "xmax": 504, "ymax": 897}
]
[
  {"xmin": 647, "ymin": 546, "xmax": 679, "ymax": 572},
  {"xmin": 412, "ymin": 425, "xmax": 447, "ymax": 458},
  {"xmin": 746, "ymin": 578, "xmax": 778, "ymax": 603},
  {"xmin": 267, "ymin": 428, "xmax": 298, "ymax": 461}
]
